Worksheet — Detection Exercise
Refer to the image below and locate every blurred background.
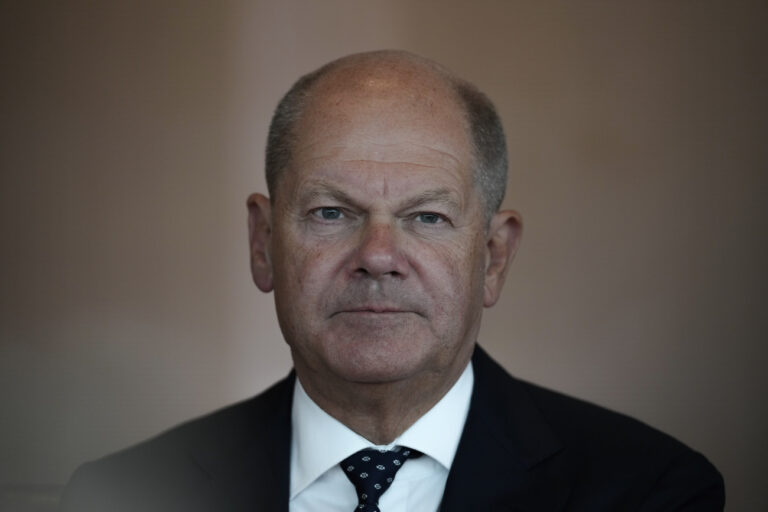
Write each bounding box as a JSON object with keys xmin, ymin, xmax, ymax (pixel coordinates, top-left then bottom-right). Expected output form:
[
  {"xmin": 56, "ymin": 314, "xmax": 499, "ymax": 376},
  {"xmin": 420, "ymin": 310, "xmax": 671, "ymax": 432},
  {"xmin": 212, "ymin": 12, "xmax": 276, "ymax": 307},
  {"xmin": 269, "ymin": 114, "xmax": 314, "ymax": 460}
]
[{"xmin": 1, "ymin": 1, "xmax": 766, "ymax": 510}]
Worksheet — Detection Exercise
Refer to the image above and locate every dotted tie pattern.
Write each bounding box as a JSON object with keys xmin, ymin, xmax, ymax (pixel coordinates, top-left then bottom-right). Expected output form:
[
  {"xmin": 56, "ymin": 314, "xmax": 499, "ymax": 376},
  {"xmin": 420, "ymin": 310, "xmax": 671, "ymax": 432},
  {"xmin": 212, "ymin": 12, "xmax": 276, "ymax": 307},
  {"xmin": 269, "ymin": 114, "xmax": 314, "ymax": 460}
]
[{"xmin": 339, "ymin": 446, "xmax": 422, "ymax": 511}]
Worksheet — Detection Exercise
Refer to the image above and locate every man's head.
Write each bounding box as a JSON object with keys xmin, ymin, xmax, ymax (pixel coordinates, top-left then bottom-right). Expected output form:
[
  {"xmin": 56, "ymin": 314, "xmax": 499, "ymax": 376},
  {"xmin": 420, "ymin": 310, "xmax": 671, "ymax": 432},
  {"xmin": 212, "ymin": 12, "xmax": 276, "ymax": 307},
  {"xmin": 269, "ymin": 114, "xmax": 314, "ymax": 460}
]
[{"xmin": 248, "ymin": 50, "xmax": 521, "ymax": 405}]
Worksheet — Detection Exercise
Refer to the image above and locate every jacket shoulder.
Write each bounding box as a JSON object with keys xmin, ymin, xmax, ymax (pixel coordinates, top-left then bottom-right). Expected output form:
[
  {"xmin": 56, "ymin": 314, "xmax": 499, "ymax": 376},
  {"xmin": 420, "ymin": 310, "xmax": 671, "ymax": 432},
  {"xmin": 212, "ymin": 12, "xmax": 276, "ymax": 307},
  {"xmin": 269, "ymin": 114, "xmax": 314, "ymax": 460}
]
[
  {"xmin": 525, "ymin": 379, "xmax": 724, "ymax": 509},
  {"xmin": 471, "ymin": 346, "xmax": 725, "ymax": 509},
  {"xmin": 58, "ymin": 373, "xmax": 294, "ymax": 512}
]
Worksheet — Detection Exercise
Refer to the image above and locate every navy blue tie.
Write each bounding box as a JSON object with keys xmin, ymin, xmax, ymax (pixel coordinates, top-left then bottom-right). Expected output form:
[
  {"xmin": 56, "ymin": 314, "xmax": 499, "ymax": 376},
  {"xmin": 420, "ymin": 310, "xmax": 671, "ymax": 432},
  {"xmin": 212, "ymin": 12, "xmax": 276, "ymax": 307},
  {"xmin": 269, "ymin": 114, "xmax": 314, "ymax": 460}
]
[{"xmin": 340, "ymin": 446, "xmax": 422, "ymax": 511}]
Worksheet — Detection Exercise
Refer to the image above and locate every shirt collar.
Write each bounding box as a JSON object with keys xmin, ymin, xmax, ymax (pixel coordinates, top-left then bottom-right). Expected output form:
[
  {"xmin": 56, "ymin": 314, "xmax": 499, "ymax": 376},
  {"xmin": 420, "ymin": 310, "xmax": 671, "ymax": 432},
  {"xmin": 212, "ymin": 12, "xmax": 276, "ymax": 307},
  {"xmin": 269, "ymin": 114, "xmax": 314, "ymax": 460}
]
[{"xmin": 289, "ymin": 361, "xmax": 474, "ymax": 499}]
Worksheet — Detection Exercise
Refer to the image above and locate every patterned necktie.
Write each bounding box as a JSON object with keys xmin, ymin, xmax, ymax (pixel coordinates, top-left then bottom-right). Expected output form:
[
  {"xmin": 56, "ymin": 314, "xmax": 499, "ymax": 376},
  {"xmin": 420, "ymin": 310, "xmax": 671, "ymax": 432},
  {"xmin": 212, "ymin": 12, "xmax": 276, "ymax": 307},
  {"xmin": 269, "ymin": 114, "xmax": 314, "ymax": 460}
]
[{"xmin": 339, "ymin": 446, "xmax": 422, "ymax": 511}]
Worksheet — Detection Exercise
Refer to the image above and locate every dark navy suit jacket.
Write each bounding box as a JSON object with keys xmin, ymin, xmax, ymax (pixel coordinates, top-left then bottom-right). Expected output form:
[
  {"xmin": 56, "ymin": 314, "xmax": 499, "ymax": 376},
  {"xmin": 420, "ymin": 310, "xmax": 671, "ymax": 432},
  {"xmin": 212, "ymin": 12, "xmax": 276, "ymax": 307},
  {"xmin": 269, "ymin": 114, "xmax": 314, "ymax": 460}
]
[{"xmin": 59, "ymin": 346, "xmax": 724, "ymax": 511}]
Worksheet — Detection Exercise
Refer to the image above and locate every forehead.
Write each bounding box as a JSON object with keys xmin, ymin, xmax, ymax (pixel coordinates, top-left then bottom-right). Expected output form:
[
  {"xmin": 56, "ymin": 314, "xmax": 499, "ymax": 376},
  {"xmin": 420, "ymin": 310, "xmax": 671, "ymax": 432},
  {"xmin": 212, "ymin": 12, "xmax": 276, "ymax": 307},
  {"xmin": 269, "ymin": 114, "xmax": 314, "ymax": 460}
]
[{"xmin": 284, "ymin": 61, "xmax": 475, "ymax": 190}]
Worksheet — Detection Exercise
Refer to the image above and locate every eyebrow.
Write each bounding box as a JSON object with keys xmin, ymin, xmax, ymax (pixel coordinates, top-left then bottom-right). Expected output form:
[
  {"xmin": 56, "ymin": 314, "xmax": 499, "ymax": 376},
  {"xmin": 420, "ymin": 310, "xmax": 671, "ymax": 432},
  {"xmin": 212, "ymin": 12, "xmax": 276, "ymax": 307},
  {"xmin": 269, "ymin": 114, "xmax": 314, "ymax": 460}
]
[
  {"xmin": 297, "ymin": 182, "xmax": 358, "ymax": 207},
  {"xmin": 401, "ymin": 188, "xmax": 462, "ymax": 212}
]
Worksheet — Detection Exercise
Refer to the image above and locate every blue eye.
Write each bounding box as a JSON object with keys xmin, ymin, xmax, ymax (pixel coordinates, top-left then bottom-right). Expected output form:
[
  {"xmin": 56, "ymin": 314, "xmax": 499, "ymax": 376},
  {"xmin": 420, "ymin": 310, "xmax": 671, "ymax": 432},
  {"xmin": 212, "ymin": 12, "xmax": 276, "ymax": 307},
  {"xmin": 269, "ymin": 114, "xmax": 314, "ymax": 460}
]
[
  {"xmin": 314, "ymin": 207, "xmax": 343, "ymax": 220},
  {"xmin": 416, "ymin": 212, "xmax": 444, "ymax": 224}
]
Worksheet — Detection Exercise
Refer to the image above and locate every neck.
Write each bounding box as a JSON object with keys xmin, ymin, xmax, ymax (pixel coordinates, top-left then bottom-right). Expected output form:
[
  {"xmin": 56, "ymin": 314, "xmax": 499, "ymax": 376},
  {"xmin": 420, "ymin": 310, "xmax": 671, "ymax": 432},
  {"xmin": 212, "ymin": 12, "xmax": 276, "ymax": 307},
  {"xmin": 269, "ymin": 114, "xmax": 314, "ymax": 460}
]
[{"xmin": 295, "ymin": 356, "xmax": 471, "ymax": 445}]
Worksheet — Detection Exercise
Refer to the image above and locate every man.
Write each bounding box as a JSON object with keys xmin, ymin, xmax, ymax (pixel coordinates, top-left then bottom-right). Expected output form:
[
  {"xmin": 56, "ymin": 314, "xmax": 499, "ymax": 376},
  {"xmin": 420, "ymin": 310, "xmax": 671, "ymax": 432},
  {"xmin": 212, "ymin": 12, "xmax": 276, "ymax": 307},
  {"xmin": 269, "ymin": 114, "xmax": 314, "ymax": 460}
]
[{"xmin": 59, "ymin": 50, "xmax": 724, "ymax": 511}]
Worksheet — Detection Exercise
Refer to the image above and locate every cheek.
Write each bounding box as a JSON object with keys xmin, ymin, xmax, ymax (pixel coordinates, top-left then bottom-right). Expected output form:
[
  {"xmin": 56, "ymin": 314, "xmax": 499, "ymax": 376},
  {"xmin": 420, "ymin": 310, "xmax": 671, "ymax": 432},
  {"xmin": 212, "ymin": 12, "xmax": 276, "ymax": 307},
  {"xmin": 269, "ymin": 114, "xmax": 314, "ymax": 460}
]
[
  {"xmin": 417, "ymin": 236, "xmax": 486, "ymax": 307},
  {"xmin": 274, "ymin": 234, "xmax": 339, "ymax": 301}
]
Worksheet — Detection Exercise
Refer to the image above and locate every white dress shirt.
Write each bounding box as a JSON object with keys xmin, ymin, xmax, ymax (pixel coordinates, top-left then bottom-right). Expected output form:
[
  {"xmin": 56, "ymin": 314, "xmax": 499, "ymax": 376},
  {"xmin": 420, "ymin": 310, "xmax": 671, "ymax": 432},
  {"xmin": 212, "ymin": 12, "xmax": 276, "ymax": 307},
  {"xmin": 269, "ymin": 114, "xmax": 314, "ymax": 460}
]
[{"xmin": 289, "ymin": 362, "xmax": 474, "ymax": 512}]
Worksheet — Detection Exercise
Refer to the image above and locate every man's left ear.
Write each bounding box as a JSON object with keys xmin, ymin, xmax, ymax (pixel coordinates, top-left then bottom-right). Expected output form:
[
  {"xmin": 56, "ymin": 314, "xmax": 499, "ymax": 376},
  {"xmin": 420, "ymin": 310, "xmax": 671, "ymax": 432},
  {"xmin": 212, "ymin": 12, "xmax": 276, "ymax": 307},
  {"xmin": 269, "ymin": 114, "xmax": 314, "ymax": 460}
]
[{"xmin": 483, "ymin": 209, "xmax": 522, "ymax": 307}]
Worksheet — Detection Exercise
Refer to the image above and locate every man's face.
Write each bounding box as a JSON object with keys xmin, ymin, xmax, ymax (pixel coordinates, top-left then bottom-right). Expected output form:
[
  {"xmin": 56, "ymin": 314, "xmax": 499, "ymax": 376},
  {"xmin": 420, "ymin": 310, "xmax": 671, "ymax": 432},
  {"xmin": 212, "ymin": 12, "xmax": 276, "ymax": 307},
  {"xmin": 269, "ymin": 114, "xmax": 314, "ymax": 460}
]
[{"xmin": 257, "ymin": 70, "xmax": 495, "ymax": 390}]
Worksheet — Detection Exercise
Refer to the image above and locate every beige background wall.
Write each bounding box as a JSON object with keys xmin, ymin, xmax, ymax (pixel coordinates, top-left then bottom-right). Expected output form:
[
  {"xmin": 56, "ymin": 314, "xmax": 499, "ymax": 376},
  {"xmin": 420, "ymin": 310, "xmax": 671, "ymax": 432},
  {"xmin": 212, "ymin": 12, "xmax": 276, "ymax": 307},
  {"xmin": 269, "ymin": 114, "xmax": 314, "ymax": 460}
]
[{"xmin": 1, "ymin": 1, "xmax": 766, "ymax": 510}]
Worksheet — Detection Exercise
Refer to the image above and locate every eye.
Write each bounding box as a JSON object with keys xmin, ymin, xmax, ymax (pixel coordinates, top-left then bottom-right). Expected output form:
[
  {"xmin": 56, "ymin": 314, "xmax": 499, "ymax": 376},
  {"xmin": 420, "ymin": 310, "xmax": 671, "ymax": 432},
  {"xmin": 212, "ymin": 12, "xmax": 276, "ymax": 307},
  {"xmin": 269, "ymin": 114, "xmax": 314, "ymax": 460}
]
[
  {"xmin": 311, "ymin": 207, "xmax": 345, "ymax": 220},
  {"xmin": 415, "ymin": 212, "xmax": 445, "ymax": 224}
]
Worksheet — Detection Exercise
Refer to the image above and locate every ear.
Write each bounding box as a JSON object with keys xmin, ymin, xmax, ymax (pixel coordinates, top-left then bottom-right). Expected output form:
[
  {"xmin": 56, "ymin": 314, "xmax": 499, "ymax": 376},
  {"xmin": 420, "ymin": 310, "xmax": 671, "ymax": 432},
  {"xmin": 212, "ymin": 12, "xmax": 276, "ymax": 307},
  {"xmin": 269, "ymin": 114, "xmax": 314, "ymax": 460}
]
[
  {"xmin": 483, "ymin": 209, "xmax": 522, "ymax": 307},
  {"xmin": 247, "ymin": 193, "xmax": 274, "ymax": 292}
]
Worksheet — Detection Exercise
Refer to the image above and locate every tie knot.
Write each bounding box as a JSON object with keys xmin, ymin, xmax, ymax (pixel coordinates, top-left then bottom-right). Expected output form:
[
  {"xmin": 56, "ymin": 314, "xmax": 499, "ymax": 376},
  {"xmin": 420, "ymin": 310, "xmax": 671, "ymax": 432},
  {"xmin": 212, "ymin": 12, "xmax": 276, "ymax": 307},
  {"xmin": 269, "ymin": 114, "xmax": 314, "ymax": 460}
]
[{"xmin": 340, "ymin": 446, "xmax": 421, "ymax": 511}]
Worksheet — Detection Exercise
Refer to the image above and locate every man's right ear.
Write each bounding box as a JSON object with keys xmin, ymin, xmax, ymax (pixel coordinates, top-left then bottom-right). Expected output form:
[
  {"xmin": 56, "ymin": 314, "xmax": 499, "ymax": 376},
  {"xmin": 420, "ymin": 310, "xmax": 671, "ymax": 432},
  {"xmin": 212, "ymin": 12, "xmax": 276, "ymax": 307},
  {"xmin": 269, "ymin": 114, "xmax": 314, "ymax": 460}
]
[{"xmin": 247, "ymin": 193, "xmax": 274, "ymax": 292}]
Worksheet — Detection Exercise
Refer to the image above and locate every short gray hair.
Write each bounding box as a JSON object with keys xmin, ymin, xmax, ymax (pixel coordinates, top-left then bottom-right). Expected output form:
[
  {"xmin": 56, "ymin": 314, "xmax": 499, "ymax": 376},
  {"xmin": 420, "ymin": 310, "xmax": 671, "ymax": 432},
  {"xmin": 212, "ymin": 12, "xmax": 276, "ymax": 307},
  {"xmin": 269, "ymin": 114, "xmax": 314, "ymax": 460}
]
[{"xmin": 264, "ymin": 52, "xmax": 508, "ymax": 222}]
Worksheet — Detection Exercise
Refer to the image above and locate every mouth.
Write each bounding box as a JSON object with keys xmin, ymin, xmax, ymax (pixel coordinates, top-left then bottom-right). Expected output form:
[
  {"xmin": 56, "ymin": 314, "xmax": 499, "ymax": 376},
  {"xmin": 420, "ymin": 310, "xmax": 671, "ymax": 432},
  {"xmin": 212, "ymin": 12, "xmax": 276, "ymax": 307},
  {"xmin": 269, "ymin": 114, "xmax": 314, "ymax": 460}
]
[{"xmin": 331, "ymin": 306, "xmax": 420, "ymax": 317}]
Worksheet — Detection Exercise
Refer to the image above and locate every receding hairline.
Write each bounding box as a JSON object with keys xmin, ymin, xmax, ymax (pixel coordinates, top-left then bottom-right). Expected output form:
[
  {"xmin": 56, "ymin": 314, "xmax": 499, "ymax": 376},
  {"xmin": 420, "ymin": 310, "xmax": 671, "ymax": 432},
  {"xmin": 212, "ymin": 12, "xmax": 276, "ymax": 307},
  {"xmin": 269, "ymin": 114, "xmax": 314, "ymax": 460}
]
[
  {"xmin": 291, "ymin": 51, "xmax": 472, "ymax": 128},
  {"xmin": 270, "ymin": 51, "xmax": 475, "ymax": 183}
]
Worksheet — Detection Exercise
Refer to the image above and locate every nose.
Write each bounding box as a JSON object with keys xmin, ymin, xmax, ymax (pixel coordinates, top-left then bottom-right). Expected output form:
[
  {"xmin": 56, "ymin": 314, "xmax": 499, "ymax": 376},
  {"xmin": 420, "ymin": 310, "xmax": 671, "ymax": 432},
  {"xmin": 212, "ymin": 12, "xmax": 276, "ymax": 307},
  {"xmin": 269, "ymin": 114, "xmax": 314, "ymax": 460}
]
[{"xmin": 351, "ymin": 220, "xmax": 409, "ymax": 279}]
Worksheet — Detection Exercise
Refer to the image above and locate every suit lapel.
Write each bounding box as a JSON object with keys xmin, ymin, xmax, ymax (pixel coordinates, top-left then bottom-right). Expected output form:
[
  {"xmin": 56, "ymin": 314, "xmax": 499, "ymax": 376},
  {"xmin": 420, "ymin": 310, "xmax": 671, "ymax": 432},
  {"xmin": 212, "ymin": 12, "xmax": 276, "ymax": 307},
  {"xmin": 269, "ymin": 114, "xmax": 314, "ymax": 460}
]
[{"xmin": 440, "ymin": 346, "xmax": 572, "ymax": 511}]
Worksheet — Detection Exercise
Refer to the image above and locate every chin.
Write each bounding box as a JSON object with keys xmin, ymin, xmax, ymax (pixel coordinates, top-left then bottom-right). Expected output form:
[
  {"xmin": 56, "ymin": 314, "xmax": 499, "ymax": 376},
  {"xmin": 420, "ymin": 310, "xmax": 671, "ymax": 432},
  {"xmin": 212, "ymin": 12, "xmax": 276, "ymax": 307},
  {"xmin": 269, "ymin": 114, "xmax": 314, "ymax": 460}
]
[
  {"xmin": 331, "ymin": 362, "xmax": 425, "ymax": 385},
  {"xmin": 323, "ymin": 334, "xmax": 437, "ymax": 384}
]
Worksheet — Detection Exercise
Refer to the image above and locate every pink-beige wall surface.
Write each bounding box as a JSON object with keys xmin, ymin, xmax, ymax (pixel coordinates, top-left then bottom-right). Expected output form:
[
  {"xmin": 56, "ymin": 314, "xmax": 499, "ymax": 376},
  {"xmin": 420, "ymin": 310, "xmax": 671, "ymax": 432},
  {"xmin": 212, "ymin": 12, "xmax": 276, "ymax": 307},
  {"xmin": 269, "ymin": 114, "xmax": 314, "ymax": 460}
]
[{"xmin": 1, "ymin": 1, "xmax": 765, "ymax": 510}]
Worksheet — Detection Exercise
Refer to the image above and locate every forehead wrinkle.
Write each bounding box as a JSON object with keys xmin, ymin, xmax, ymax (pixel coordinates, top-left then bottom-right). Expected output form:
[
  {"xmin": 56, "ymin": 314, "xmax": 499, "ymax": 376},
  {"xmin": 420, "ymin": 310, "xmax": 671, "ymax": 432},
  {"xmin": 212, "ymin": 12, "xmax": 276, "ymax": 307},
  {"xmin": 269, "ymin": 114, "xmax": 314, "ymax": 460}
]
[
  {"xmin": 360, "ymin": 140, "xmax": 468, "ymax": 170},
  {"xmin": 406, "ymin": 142, "xmax": 466, "ymax": 170},
  {"xmin": 337, "ymin": 159, "xmax": 443, "ymax": 170},
  {"xmin": 294, "ymin": 134, "xmax": 468, "ymax": 169}
]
